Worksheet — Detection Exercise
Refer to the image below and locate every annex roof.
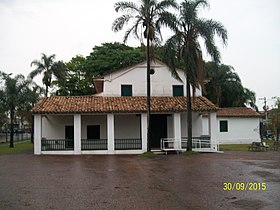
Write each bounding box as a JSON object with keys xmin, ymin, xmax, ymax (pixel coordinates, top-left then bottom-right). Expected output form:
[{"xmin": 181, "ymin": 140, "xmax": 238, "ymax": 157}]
[
  {"xmin": 216, "ymin": 107, "xmax": 260, "ymax": 118},
  {"xmin": 32, "ymin": 96, "xmax": 218, "ymax": 114}
]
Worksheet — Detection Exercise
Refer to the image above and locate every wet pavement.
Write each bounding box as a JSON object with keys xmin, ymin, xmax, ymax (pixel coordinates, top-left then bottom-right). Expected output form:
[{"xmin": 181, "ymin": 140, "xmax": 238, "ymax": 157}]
[{"xmin": 0, "ymin": 151, "xmax": 279, "ymax": 210}]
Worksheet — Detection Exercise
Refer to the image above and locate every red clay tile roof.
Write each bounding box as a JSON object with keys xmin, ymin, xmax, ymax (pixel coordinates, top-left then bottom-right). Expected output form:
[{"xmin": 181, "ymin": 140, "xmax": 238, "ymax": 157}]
[
  {"xmin": 32, "ymin": 96, "xmax": 218, "ymax": 114},
  {"xmin": 217, "ymin": 107, "xmax": 260, "ymax": 118}
]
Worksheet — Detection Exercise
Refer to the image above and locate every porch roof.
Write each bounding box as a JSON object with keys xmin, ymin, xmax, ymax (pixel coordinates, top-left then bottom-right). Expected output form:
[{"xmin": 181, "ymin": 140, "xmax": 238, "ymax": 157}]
[
  {"xmin": 32, "ymin": 96, "xmax": 218, "ymax": 114},
  {"xmin": 216, "ymin": 107, "xmax": 261, "ymax": 118}
]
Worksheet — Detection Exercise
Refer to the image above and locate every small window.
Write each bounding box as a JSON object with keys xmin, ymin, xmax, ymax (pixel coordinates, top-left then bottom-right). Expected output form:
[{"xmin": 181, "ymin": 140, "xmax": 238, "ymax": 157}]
[
  {"xmin": 121, "ymin": 85, "xmax": 132, "ymax": 96},
  {"xmin": 173, "ymin": 85, "xmax": 184, "ymax": 96},
  {"xmin": 220, "ymin": 120, "xmax": 228, "ymax": 132}
]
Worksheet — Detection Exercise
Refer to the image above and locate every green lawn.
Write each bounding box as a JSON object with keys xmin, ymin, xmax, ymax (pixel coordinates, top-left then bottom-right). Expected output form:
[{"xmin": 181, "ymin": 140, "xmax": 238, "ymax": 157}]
[
  {"xmin": 219, "ymin": 144, "xmax": 250, "ymax": 151},
  {"xmin": 220, "ymin": 140, "xmax": 275, "ymax": 151},
  {"xmin": 0, "ymin": 141, "xmax": 34, "ymax": 155}
]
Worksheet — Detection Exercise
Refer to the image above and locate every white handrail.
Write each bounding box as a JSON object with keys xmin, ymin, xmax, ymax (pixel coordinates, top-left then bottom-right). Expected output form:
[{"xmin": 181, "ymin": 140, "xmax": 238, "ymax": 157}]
[{"xmin": 161, "ymin": 138, "xmax": 219, "ymax": 152}]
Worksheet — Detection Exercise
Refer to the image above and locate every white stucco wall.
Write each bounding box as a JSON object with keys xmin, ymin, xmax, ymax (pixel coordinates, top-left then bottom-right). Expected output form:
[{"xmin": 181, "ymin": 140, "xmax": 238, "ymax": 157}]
[
  {"xmin": 203, "ymin": 116, "xmax": 260, "ymax": 144},
  {"xmin": 114, "ymin": 114, "xmax": 141, "ymax": 139},
  {"xmin": 192, "ymin": 113, "xmax": 203, "ymax": 137},
  {"xmin": 180, "ymin": 112, "xmax": 203, "ymax": 137},
  {"xmin": 167, "ymin": 115, "xmax": 173, "ymax": 138},
  {"xmin": 100, "ymin": 61, "xmax": 202, "ymax": 97},
  {"xmin": 42, "ymin": 115, "xmax": 73, "ymax": 139},
  {"xmin": 81, "ymin": 115, "xmax": 107, "ymax": 139}
]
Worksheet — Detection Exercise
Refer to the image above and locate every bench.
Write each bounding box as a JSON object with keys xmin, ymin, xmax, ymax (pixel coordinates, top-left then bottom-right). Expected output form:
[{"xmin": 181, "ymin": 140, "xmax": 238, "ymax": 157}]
[{"xmin": 248, "ymin": 142, "xmax": 267, "ymax": 152}]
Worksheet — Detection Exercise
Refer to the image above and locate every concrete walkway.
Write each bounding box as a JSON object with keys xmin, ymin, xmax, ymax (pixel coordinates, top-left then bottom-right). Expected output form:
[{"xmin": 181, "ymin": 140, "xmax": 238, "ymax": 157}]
[{"xmin": 0, "ymin": 151, "xmax": 279, "ymax": 209}]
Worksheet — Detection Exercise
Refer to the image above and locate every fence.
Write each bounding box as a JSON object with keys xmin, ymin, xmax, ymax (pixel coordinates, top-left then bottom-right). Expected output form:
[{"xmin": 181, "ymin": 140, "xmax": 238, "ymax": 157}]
[
  {"xmin": 81, "ymin": 139, "xmax": 108, "ymax": 150},
  {"xmin": 115, "ymin": 139, "xmax": 142, "ymax": 150},
  {"xmin": 41, "ymin": 139, "xmax": 74, "ymax": 151},
  {"xmin": 0, "ymin": 133, "xmax": 31, "ymax": 144}
]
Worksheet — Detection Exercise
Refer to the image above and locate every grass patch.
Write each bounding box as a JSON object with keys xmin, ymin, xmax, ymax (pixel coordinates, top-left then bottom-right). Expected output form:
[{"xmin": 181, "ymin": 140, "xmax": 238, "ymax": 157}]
[
  {"xmin": 220, "ymin": 140, "xmax": 277, "ymax": 151},
  {"xmin": 220, "ymin": 144, "xmax": 251, "ymax": 151},
  {"xmin": 0, "ymin": 141, "xmax": 33, "ymax": 155}
]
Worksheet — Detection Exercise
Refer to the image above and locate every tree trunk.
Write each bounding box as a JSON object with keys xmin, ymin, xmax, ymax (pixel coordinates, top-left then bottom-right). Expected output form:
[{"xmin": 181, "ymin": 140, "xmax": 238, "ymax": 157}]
[
  {"xmin": 45, "ymin": 84, "xmax": 48, "ymax": 97},
  {"xmin": 146, "ymin": 31, "xmax": 151, "ymax": 152},
  {"xmin": 9, "ymin": 109, "xmax": 14, "ymax": 148},
  {"xmin": 186, "ymin": 79, "xmax": 192, "ymax": 151}
]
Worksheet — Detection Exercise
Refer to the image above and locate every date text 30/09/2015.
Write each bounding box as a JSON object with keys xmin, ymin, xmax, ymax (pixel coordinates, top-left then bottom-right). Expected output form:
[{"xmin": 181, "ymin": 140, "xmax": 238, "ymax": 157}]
[{"xmin": 223, "ymin": 182, "xmax": 266, "ymax": 191}]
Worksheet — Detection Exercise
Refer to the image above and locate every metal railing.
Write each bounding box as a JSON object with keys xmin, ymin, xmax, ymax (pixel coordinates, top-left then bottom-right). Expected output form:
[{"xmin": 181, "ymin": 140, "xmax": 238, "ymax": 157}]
[
  {"xmin": 41, "ymin": 139, "xmax": 74, "ymax": 151},
  {"xmin": 81, "ymin": 139, "xmax": 107, "ymax": 150},
  {"xmin": 115, "ymin": 138, "xmax": 142, "ymax": 150},
  {"xmin": 0, "ymin": 133, "xmax": 31, "ymax": 144},
  {"xmin": 161, "ymin": 137, "xmax": 219, "ymax": 152}
]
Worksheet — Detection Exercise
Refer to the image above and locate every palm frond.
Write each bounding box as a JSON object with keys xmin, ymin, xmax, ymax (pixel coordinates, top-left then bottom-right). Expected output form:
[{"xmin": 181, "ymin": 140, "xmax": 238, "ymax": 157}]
[
  {"xmin": 112, "ymin": 14, "xmax": 133, "ymax": 32},
  {"xmin": 28, "ymin": 67, "xmax": 44, "ymax": 79},
  {"xmin": 156, "ymin": 11, "xmax": 178, "ymax": 32},
  {"xmin": 123, "ymin": 18, "xmax": 142, "ymax": 43},
  {"xmin": 114, "ymin": 1, "xmax": 139, "ymax": 13},
  {"xmin": 157, "ymin": 0, "xmax": 178, "ymax": 11},
  {"xmin": 207, "ymin": 19, "xmax": 228, "ymax": 46},
  {"xmin": 192, "ymin": 0, "xmax": 209, "ymax": 11},
  {"xmin": 162, "ymin": 35, "xmax": 183, "ymax": 82}
]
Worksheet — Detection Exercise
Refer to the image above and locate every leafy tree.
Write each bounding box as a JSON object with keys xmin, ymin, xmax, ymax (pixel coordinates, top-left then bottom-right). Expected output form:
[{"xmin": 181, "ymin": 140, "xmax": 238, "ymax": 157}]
[
  {"xmin": 112, "ymin": 0, "xmax": 178, "ymax": 151},
  {"xmin": 204, "ymin": 62, "xmax": 238, "ymax": 106},
  {"xmin": 270, "ymin": 97, "xmax": 280, "ymax": 141},
  {"xmin": 0, "ymin": 72, "xmax": 31, "ymax": 148},
  {"xmin": 17, "ymin": 83, "xmax": 43, "ymax": 143},
  {"xmin": 29, "ymin": 53, "xmax": 66, "ymax": 97},
  {"xmin": 55, "ymin": 43, "xmax": 146, "ymax": 96},
  {"xmin": 85, "ymin": 42, "xmax": 145, "ymax": 77},
  {"xmin": 204, "ymin": 62, "xmax": 257, "ymax": 109},
  {"xmin": 55, "ymin": 55, "xmax": 93, "ymax": 96},
  {"xmin": 163, "ymin": 0, "xmax": 227, "ymax": 151}
]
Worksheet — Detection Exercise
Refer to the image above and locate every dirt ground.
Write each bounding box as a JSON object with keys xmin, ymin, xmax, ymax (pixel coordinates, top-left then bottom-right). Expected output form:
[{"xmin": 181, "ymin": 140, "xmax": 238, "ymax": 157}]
[{"xmin": 0, "ymin": 151, "xmax": 279, "ymax": 210}]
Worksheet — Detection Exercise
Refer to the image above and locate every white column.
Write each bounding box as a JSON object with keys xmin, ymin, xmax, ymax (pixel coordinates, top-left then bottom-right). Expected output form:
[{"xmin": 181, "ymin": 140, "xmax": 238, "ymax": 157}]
[
  {"xmin": 74, "ymin": 114, "xmax": 81, "ymax": 154},
  {"xmin": 173, "ymin": 113, "xmax": 181, "ymax": 149},
  {"xmin": 141, "ymin": 113, "xmax": 147, "ymax": 152},
  {"xmin": 34, "ymin": 114, "xmax": 42, "ymax": 155},
  {"xmin": 209, "ymin": 112, "xmax": 218, "ymax": 150},
  {"xmin": 107, "ymin": 114, "xmax": 115, "ymax": 154}
]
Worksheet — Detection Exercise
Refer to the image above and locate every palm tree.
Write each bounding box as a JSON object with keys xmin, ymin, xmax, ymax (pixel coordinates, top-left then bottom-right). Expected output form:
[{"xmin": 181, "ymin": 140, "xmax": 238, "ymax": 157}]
[
  {"xmin": 163, "ymin": 0, "xmax": 228, "ymax": 151},
  {"xmin": 0, "ymin": 72, "xmax": 31, "ymax": 148},
  {"xmin": 112, "ymin": 0, "xmax": 178, "ymax": 151},
  {"xmin": 205, "ymin": 62, "xmax": 257, "ymax": 109},
  {"xmin": 205, "ymin": 62, "xmax": 240, "ymax": 106},
  {"xmin": 29, "ymin": 53, "xmax": 66, "ymax": 97}
]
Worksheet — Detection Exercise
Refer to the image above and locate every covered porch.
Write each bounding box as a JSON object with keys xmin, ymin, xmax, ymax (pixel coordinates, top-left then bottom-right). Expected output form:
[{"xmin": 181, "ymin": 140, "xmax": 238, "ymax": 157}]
[
  {"xmin": 32, "ymin": 95, "xmax": 218, "ymax": 155},
  {"xmin": 34, "ymin": 113, "xmax": 147, "ymax": 155},
  {"xmin": 34, "ymin": 111, "xmax": 217, "ymax": 154}
]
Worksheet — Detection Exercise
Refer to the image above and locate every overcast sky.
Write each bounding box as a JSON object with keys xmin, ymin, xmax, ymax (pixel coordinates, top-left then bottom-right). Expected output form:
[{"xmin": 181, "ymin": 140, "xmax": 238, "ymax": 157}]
[{"xmin": 0, "ymin": 0, "xmax": 279, "ymax": 110}]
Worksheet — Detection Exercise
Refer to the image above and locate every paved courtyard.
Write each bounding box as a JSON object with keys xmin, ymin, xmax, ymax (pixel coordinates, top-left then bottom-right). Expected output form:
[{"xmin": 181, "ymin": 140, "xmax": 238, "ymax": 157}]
[{"xmin": 0, "ymin": 151, "xmax": 279, "ymax": 210}]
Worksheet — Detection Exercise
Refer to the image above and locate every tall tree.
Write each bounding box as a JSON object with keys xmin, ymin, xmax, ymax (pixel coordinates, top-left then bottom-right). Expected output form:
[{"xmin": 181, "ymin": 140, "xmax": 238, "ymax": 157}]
[
  {"xmin": 55, "ymin": 43, "xmax": 146, "ymax": 96},
  {"xmin": 204, "ymin": 62, "xmax": 257, "ymax": 109},
  {"xmin": 29, "ymin": 53, "xmax": 66, "ymax": 97},
  {"xmin": 163, "ymin": 0, "xmax": 227, "ymax": 151},
  {"xmin": 17, "ymin": 83, "xmax": 43, "ymax": 143},
  {"xmin": 85, "ymin": 42, "xmax": 145, "ymax": 77},
  {"xmin": 0, "ymin": 72, "xmax": 31, "ymax": 148},
  {"xmin": 55, "ymin": 55, "xmax": 93, "ymax": 96},
  {"xmin": 270, "ymin": 97, "xmax": 280, "ymax": 141},
  {"xmin": 112, "ymin": 0, "xmax": 178, "ymax": 151}
]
